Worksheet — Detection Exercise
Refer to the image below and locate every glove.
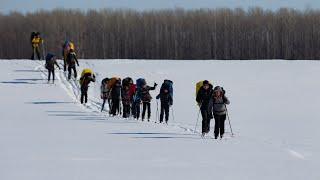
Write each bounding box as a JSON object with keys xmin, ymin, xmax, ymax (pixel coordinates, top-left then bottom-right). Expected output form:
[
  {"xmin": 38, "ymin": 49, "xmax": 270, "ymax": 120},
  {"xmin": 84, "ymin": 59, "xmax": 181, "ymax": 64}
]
[{"xmin": 154, "ymin": 82, "xmax": 158, "ymax": 87}]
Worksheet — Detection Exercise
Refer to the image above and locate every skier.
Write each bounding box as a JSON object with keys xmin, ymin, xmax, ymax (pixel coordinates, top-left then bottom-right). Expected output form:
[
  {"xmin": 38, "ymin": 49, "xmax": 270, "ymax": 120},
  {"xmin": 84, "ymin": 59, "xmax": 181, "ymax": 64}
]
[
  {"xmin": 121, "ymin": 77, "xmax": 133, "ymax": 118},
  {"xmin": 62, "ymin": 41, "xmax": 75, "ymax": 72},
  {"xmin": 133, "ymin": 78, "xmax": 146, "ymax": 120},
  {"xmin": 31, "ymin": 32, "xmax": 43, "ymax": 60},
  {"xmin": 100, "ymin": 77, "xmax": 110, "ymax": 112},
  {"xmin": 156, "ymin": 80, "xmax": 173, "ymax": 124},
  {"xmin": 79, "ymin": 69, "xmax": 96, "ymax": 104},
  {"xmin": 212, "ymin": 86, "xmax": 230, "ymax": 139},
  {"xmin": 196, "ymin": 80, "xmax": 214, "ymax": 137},
  {"xmin": 110, "ymin": 79, "xmax": 122, "ymax": 116},
  {"xmin": 45, "ymin": 53, "xmax": 61, "ymax": 83},
  {"xmin": 140, "ymin": 81, "xmax": 157, "ymax": 121},
  {"xmin": 66, "ymin": 49, "xmax": 79, "ymax": 80},
  {"xmin": 129, "ymin": 81, "xmax": 137, "ymax": 118}
]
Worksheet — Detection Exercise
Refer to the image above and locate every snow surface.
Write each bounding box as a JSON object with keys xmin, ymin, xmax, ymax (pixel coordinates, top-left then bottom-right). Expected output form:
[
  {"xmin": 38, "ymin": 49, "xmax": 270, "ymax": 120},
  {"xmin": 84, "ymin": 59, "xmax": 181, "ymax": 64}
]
[{"xmin": 0, "ymin": 59, "xmax": 319, "ymax": 180}]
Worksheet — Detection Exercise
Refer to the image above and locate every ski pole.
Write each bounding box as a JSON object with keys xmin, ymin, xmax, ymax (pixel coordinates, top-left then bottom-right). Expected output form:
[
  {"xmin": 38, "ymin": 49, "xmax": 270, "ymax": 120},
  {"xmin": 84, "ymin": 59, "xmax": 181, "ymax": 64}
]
[
  {"xmin": 225, "ymin": 105, "xmax": 234, "ymax": 136},
  {"xmin": 171, "ymin": 105, "xmax": 175, "ymax": 122},
  {"xmin": 194, "ymin": 108, "xmax": 201, "ymax": 132},
  {"xmin": 156, "ymin": 100, "xmax": 159, "ymax": 123}
]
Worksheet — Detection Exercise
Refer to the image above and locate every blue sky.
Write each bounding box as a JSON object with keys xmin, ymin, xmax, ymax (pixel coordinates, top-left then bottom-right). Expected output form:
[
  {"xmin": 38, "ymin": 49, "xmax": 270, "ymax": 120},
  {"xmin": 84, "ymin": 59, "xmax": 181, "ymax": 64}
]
[{"xmin": 1, "ymin": 0, "xmax": 319, "ymax": 14}]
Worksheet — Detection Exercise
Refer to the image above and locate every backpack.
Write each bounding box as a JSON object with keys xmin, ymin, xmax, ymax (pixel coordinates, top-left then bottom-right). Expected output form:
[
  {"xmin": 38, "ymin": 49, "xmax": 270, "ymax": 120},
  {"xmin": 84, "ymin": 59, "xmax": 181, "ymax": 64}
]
[
  {"xmin": 136, "ymin": 78, "xmax": 146, "ymax": 89},
  {"xmin": 161, "ymin": 79, "xmax": 173, "ymax": 98},
  {"xmin": 133, "ymin": 78, "xmax": 146, "ymax": 103},
  {"xmin": 196, "ymin": 80, "xmax": 213, "ymax": 97},
  {"xmin": 107, "ymin": 77, "xmax": 121, "ymax": 89},
  {"xmin": 45, "ymin": 53, "xmax": 55, "ymax": 69},
  {"xmin": 80, "ymin": 69, "xmax": 93, "ymax": 85},
  {"xmin": 122, "ymin": 77, "xmax": 133, "ymax": 87}
]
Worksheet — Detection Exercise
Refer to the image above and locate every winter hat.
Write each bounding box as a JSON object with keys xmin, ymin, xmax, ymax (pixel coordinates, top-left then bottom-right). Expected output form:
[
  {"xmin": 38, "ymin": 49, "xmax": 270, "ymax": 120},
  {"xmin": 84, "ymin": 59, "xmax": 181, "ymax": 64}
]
[
  {"xmin": 214, "ymin": 86, "xmax": 223, "ymax": 92},
  {"xmin": 203, "ymin": 80, "xmax": 209, "ymax": 85}
]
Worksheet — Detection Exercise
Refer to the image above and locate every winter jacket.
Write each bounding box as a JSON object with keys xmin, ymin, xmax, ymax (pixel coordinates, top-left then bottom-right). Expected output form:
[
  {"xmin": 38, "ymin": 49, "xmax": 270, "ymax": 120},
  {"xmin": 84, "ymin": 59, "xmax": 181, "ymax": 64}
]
[
  {"xmin": 156, "ymin": 87, "xmax": 173, "ymax": 106},
  {"xmin": 212, "ymin": 96, "xmax": 230, "ymax": 115},
  {"xmin": 196, "ymin": 85, "xmax": 213, "ymax": 111},
  {"xmin": 46, "ymin": 59, "xmax": 60, "ymax": 70},
  {"xmin": 66, "ymin": 52, "xmax": 79, "ymax": 67},
  {"xmin": 121, "ymin": 86, "xmax": 131, "ymax": 105},
  {"xmin": 31, "ymin": 37, "xmax": 43, "ymax": 48},
  {"xmin": 80, "ymin": 74, "xmax": 95, "ymax": 90},
  {"xmin": 141, "ymin": 85, "xmax": 156, "ymax": 102},
  {"xmin": 128, "ymin": 84, "xmax": 136, "ymax": 100},
  {"xmin": 111, "ymin": 82, "xmax": 122, "ymax": 100}
]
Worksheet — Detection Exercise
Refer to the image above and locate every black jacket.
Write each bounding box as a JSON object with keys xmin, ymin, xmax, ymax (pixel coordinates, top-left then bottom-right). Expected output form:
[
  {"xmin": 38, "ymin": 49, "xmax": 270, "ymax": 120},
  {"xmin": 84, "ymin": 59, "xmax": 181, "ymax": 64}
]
[
  {"xmin": 66, "ymin": 52, "xmax": 79, "ymax": 67},
  {"xmin": 196, "ymin": 85, "xmax": 213, "ymax": 111},
  {"xmin": 80, "ymin": 74, "xmax": 95, "ymax": 90},
  {"xmin": 111, "ymin": 83, "xmax": 122, "ymax": 100},
  {"xmin": 156, "ymin": 88, "xmax": 173, "ymax": 106}
]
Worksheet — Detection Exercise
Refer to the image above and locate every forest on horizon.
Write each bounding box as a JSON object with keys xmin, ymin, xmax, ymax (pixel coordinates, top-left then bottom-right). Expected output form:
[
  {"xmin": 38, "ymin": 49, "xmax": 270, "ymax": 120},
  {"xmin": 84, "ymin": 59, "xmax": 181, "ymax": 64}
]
[{"xmin": 1, "ymin": 7, "xmax": 320, "ymax": 60}]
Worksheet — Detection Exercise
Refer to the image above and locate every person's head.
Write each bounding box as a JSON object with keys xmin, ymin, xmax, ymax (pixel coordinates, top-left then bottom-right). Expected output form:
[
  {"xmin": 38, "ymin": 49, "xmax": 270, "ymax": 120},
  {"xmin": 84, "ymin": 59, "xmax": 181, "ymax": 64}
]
[
  {"xmin": 69, "ymin": 49, "xmax": 74, "ymax": 53},
  {"xmin": 203, "ymin": 80, "xmax": 209, "ymax": 90},
  {"xmin": 213, "ymin": 86, "xmax": 223, "ymax": 97}
]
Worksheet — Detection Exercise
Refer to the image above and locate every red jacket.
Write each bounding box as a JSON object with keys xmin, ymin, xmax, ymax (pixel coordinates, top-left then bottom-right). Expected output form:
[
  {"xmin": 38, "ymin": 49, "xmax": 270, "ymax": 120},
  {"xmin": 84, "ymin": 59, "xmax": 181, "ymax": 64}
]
[{"xmin": 128, "ymin": 84, "xmax": 136, "ymax": 99}]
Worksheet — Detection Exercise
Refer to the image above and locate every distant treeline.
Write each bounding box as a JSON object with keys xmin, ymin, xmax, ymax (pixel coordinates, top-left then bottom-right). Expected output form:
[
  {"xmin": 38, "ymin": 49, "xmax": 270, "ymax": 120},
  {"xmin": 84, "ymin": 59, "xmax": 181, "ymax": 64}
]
[{"xmin": 1, "ymin": 8, "xmax": 320, "ymax": 60}]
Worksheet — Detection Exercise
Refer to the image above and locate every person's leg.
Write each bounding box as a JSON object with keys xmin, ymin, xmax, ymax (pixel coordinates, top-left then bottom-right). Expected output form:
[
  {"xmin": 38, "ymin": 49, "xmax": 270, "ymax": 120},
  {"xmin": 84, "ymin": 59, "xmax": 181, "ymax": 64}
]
[
  {"xmin": 73, "ymin": 67, "xmax": 77, "ymax": 79},
  {"xmin": 52, "ymin": 70, "xmax": 55, "ymax": 82},
  {"xmin": 63, "ymin": 59, "xmax": 67, "ymax": 72},
  {"xmin": 201, "ymin": 110, "xmax": 208, "ymax": 134},
  {"xmin": 48, "ymin": 69, "xmax": 51, "ymax": 81},
  {"xmin": 165, "ymin": 105, "xmax": 170, "ymax": 123},
  {"xmin": 80, "ymin": 89, "xmax": 84, "ymax": 104},
  {"xmin": 36, "ymin": 48, "xmax": 41, "ymax": 60},
  {"xmin": 85, "ymin": 91, "xmax": 88, "ymax": 103},
  {"xmin": 214, "ymin": 115, "xmax": 220, "ymax": 138},
  {"xmin": 68, "ymin": 66, "xmax": 72, "ymax": 80},
  {"xmin": 206, "ymin": 111, "xmax": 211, "ymax": 133},
  {"xmin": 142, "ymin": 102, "xmax": 147, "ymax": 121},
  {"xmin": 101, "ymin": 99, "xmax": 106, "ymax": 112},
  {"xmin": 220, "ymin": 114, "xmax": 226, "ymax": 138},
  {"xmin": 147, "ymin": 102, "xmax": 151, "ymax": 121},
  {"xmin": 160, "ymin": 103, "xmax": 164, "ymax": 123},
  {"xmin": 136, "ymin": 103, "xmax": 140, "ymax": 119}
]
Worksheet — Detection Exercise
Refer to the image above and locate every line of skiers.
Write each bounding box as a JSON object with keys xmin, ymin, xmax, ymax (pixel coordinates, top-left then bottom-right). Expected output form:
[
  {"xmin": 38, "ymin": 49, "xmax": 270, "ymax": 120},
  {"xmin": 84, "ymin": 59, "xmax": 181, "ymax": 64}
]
[
  {"xmin": 100, "ymin": 77, "xmax": 174, "ymax": 124},
  {"xmin": 37, "ymin": 32, "xmax": 231, "ymax": 137}
]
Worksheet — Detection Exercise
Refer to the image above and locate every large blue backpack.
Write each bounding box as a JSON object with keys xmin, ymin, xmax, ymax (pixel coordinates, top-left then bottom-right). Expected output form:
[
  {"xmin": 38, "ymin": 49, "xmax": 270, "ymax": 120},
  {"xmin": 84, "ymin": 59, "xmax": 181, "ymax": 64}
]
[
  {"xmin": 133, "ymin": 78, "xmax": 146, "ymax": 102},
  {"xmin": 45, "ymin": 53, "xmax": 55, "ymax": 69},
  {"xmin": 161, "ymin": 79, "xmax": 173, "ymax": 98}
]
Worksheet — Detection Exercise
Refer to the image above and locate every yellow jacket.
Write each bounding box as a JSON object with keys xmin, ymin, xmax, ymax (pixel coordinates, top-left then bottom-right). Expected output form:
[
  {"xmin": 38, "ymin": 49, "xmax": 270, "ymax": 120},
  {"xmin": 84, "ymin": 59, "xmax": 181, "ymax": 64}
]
[{"xmin": 32, "ymin": 37, "xmax": 43, "ymax": 48}]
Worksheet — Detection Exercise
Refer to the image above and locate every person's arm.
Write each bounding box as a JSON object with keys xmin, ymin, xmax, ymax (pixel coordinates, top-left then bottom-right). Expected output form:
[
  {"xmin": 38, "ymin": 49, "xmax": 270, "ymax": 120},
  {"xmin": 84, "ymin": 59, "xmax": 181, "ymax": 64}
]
[
  {"xmin": 54, "ymin": 60, "xmax": 61, "ymax": 69},
  {"xmin": 223, "ymin": 96, "xmax": 230, "ymax": 105},
  {"xmin": 196, "ymin": 89, "xmax": 202, "ymax": 104},
  {"xmin": 74, "ymin": 54, "xmax": 79, "ymax": 66}
]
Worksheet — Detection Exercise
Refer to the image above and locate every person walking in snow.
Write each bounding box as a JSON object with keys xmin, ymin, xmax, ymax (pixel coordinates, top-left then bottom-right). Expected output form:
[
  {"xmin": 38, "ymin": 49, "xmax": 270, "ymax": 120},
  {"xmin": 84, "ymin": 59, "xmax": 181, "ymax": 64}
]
[
  {"xmin": 100, "ymin": 77, "xmax": 110, "ymax": 112},
  {"xmin": 196, "ymin": 80, "xmax": 214, "ymax": 136},
  {"xmin": 79, "ymin": 71, "xmax": 96, "ymax": 104},
  {"xmin": 45, "ymin": 53, "xmax": 61, "ymax": 83},
  {"xmin": 31, "ymin": 32, "xmax": 44, "ymax": 60},
  {"xmin": 156, "ymin": 80, "xmax": 173, "ymax": 124},
  {"xmin": 121, "ymin": 77, "xmax": 134, "ymax": 118},
  {"xmin": 212, "ymin": 86, "xmax": 230, "ymax": 139},
  {"xmin": 140, "ymin": 82, "xmax": 157, "ymax": 121},
  {"xmin": 110, "ymin": 79, "xmax": 122, "ymax": 116},
  {"xmin": 66, "ymin": 49, "xmax": 79, "ymax": 80}
]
